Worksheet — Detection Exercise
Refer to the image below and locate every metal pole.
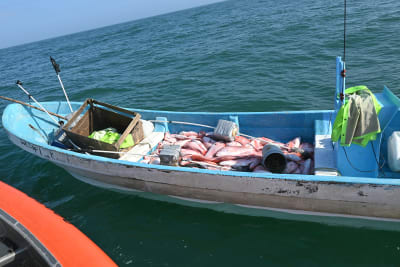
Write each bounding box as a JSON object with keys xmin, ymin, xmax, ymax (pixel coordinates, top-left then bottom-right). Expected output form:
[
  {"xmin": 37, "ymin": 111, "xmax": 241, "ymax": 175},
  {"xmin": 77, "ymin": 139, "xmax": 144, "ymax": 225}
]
[
  {"xmin": 50, "ymin": 56, "xmax": 73, "ymax": 112},
  {"xmin": 16, "ymin": 81, "xmax": 60, "ymax": 125},
  {"xmin": 57, "ymin": 73, "xmax": 73, "ymax": 112}
]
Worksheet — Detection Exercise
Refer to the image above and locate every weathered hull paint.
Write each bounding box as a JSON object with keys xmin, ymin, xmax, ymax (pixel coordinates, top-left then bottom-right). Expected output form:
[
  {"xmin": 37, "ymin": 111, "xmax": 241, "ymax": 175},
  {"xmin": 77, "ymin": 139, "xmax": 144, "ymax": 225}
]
[{"xmin": 7, "ymin": 130, "xmax": 400, "ymax": 223}]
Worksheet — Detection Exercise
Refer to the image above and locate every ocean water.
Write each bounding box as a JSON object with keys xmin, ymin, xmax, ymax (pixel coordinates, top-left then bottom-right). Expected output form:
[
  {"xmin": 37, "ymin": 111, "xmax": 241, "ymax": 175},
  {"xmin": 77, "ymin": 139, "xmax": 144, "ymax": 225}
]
[{"xmin": 1, "ymin": 0, "xmax": 400, "ymax": 265}]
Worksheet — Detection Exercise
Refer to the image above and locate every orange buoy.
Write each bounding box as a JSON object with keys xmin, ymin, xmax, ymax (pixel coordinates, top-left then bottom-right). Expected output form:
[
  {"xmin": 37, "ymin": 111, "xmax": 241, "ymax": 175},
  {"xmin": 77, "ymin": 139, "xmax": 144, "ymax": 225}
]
[{"xmin": 0, "ymin": 181, "xmax": 117, "ymax": 266}]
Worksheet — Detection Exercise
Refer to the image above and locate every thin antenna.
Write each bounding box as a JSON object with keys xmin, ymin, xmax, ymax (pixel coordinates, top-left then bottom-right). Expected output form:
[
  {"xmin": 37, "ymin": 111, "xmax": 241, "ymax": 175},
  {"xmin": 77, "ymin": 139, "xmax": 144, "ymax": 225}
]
[
  {"xmin": 340, "ymin": 0, "xmax": 347, "ymax": 105},
  {"xmin": 343, "ymin": 0, "xmax": 347, "ymax": 62}
]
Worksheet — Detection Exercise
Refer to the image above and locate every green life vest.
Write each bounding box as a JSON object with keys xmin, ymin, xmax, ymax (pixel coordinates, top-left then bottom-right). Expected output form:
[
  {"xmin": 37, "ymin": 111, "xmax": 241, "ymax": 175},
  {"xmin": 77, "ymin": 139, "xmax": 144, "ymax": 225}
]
[{"xmin": 332, "ymin": 85, "xmax": 381, "ymax": 147}]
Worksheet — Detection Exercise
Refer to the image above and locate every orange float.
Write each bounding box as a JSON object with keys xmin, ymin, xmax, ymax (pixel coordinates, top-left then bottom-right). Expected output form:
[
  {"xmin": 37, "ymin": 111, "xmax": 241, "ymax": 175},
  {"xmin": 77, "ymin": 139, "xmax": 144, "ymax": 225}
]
[{"xmin": 0, "ymin": 181, "xmax": 117, "ymax": 266}]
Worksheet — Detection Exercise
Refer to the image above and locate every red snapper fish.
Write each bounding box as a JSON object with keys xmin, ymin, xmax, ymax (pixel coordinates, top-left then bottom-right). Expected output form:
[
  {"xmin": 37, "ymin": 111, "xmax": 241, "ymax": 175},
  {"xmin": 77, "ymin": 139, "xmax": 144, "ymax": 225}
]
[
  {"xmin": 257, "ymin": 138, "xmax": 292, "ymax": 152},
  {"xmin": 252, "ymin": 165, "xmax": 272, "ymax": 173},
  {"xmin": 198, "ymin": 131, "xmax": 206, "ymax": 138},
  {"xmin": 205, "ymin": 142, "xmax": 225, "ymax": 159},
  {"xmin": 235, "ymin": 135, "xmax": 251, "ymax": 145},
  {"xmin": 183, "ymin": 140, "xmax": 207, "ymax": 155},
  {"xmin": 284, "ymin": 152, "xmax": 302, "ymax": 162},
  {"xmin": 174, "ymin": 139, "xmax": 191, "ymax": 147},
  {"xmin": 192, "ymin": 139, "xmax": 208, "ymax": 154},
  {"xmin": 287, "ymin": 137, "xmax": 301, "ymax": 150},
  {"xmin": 248, "ymin": 139, "xmax": 264, "ymax": 151},
  {"xmin": 216, "ymin": 146, "xmax": 256, "ymax": 157},
  {"xmin": 300, "ymin": 143, "xmax": 314, "ymax": 154},
  {"xmin": 302, "ymin": 158, "xmax": 312, "ymax": 175},
  {"xmin": 219, "ymin": 157, "xmax": 261, "ymax": 170},
  {"xmin": 180, "ymin": 148, "xmax": 203, "ymax": 157},
  {"xmin": 226, "ymin": 141, "xmax": 243, "ymax": 147},
  {"xmin": 164, "ymin": 132, "xmax": 177, "ymax": 143},
  {"xmin": 174, "ymin": 134, "xmax": 191, "ymax": 140},
  {"xmin": 202, "ymin": 136, "xmax": 216, "ymax": 149},
  {"xmin": 284, "ymin": 161, "xmax": 298, "ymax": 174},
  {"xmin": 211, "ymin": 155, "xmax": 240, "ymax": 163},
  {"xmin": 249, "ymin": 157, "xmax": 262, "ymax": 170},
  {"xmin": 180, "ymin": 131, "xmax": 198, "ymax": 137},
  {"xmin": 183, "ymin": 159, "xmax": 231, "ymax": 171}
]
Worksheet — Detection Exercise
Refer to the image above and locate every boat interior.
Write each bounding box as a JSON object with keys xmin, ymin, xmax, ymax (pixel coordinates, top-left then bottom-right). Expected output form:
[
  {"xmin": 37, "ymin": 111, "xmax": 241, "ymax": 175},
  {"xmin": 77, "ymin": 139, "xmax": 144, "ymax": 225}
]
[{"xmin": 3, "ymin": 57, "xmax": 400, "ymax": 180}]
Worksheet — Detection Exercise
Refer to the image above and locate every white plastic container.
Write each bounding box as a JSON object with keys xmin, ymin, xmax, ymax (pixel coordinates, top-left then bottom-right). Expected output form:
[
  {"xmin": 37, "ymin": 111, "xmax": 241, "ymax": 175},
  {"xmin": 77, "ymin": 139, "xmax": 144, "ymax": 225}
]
[
  {"xmin": 388, "ymin": 131, "xmax": 400, "ymax": 172},
  {"xmin": 141, "ymin": 120, "xmax": 154, "ymax": 138}
]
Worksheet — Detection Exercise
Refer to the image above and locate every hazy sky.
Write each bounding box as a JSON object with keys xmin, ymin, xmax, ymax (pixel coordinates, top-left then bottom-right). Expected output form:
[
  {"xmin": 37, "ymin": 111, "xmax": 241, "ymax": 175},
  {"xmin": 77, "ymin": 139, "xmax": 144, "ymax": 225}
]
[{"xmin": 0, "ymin": 0, "xmax": 223, "ymax": 49}]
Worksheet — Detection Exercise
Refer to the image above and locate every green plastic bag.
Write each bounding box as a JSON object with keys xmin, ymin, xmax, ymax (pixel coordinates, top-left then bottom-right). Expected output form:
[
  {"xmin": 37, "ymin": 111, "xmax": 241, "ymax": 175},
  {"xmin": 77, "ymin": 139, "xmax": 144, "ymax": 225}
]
[{"xmin": 88, "ymin": 128, "xmax": 134, "ymax": 148}]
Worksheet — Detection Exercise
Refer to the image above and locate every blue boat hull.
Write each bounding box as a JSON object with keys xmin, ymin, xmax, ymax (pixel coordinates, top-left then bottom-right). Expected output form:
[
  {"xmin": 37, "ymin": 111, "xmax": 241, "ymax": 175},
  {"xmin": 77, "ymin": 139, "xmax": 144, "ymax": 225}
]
[{"xmin": 3, "ymin": 87, "xmax": 400, "ymax": 226}]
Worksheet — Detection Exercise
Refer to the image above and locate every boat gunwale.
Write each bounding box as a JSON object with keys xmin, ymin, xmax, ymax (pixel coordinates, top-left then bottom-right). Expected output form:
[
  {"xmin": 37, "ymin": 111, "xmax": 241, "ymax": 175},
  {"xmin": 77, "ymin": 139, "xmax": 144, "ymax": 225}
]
[{"xmin": 3, "ymin": 102, "xmax": 400, "ymax": 186}]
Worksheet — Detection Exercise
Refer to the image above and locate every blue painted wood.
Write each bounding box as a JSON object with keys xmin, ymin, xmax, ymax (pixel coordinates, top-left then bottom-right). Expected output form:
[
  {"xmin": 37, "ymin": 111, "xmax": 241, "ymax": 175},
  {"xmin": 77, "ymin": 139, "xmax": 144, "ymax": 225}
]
[
  {"xmin": 384, "ymin": 85, "xmax": 400, "ymax": 108},
  {"xmin": 315, "ymin": 119, "xmax": 332, "ymax": 135},
  {"xmin": 154, "ymin": 117, "xmax": 168, "ymax": 132},
  {"xmin": 335, "ymin": 56, "xmax": 345, "ymax": 111}
]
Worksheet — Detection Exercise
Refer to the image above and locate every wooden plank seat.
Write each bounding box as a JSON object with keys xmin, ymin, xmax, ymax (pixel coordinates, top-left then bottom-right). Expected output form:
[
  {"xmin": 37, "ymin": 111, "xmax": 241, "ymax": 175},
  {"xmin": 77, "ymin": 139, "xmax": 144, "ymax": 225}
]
[
  {"xmin": 119, "ymin": 117, "xmax": 168, "ymax": 163},
  {"xmin": 119, "ymin": 131, "xmax": 164, "ymax": 162}
]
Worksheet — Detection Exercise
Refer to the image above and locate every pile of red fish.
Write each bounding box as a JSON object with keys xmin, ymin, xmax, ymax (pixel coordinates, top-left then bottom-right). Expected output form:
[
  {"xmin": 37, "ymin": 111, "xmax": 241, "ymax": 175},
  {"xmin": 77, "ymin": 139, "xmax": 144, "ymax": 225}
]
[{"xmin": 141, "ymin": 131, "xmax": 314, "ymax": 174}]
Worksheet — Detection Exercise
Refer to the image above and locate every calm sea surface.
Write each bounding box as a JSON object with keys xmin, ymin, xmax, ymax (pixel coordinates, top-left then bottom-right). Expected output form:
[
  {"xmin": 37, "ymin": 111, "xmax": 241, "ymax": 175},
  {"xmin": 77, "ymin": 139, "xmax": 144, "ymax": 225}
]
[{"xmin": 1, "ymin": 0, "xmax": 400, "ymax": 265}]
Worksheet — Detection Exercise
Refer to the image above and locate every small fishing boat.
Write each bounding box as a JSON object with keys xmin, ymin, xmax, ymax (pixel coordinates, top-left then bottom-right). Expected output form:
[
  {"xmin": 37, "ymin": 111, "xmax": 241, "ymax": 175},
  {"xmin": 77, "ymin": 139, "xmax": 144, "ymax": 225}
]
[
  {"xmin": 0, "ymin": 181, "xmax": 116, "ymax": 266},
  {"xmin": 2, "ymin": 57, "xmax": 400, "ymax": 228}
]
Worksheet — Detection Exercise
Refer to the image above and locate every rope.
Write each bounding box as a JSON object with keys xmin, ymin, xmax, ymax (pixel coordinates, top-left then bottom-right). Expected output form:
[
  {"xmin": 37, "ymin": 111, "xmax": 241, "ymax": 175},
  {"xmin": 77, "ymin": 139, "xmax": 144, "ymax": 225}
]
[
  {"xmin": 148, "ymin": 120, "xmax": 215, "ymax": 129},
  {"xmin": 342, "ymin": 142, "xmax": 385, "ymax": 173},
  {"xmin": 68, "ymin": 139, "xmax": 156, "ymax": 157},
  {"xmin": 70, "ymin": 147, "xmax": 158, "ymax": 157}
]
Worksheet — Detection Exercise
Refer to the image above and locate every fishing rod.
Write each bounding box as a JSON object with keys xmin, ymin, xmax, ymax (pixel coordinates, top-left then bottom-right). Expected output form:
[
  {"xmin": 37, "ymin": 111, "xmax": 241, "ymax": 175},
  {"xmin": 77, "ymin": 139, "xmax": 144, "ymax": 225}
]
[
  {"xmin": 0, "ymin": 95, "xmax": 67, "ymax": 120},
  {"xmin": 16, "ymin": 80, "xmax": 60, "ymax": 125},
  {"xmin": 50, "ymin": 56, "xmax": 73, "ymax": 113}
]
